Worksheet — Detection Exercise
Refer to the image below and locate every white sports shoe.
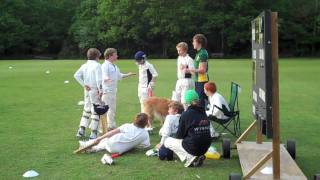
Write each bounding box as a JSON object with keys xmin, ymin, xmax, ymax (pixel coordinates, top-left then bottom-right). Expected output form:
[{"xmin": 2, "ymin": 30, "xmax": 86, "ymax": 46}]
[
  {"xmin": 89, "ymin": 131, "xmax": 97, "ymax": 139},
  {"xmin": 101, "ymin": 154, "xmax": 113, "ymax": 165},
  {"xmin": 78, "ymin": 140, "xmax": 97, "ymax": 153},
  {"xmin": 76, "ymin": 127, "xmax": 85, "ymax": 138},
  {"xmin": 184, "ymin": 155, "xmax": 197, "ymax": 167},
  {"xmin": 78, "ymin": 141, "xmax": 86, "ymax": 149}
]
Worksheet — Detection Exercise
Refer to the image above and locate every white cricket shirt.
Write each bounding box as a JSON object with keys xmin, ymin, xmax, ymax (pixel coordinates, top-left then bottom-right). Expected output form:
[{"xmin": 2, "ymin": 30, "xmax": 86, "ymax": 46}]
[
  {"xmin": 101, "ymin": 60, "xmax": 126, "ymax": 93},
  {"xmin": 74, "ymin": 60, "xmax": 102, "ymax": 89},
  {"xmin": 177, "ymin": 54, "xmax": 194, "ymax": 79},
  {"xmin": 206, "ymin": 92, "xmax": 231, "ymax": 120},
  {"xmin": 138, "ymin": 61, "xmax": 158, "ymax": 88}
]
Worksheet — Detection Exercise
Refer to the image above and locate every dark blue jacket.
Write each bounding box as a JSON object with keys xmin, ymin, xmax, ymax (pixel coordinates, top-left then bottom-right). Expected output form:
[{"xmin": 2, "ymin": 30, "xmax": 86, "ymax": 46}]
[{"xmin": 176, "ymin": 105, "xmax": 212, "ymax": 156}]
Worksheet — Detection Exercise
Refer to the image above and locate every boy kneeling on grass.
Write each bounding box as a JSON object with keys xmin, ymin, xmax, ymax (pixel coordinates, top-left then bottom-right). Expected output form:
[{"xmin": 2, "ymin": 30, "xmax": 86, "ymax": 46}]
[
  {"xmin": 78, "ymin": 113, "xmax": 150, "ymax": 160},
  {"xmin": 155, "ymin": 101, "xmax": 184, "ymax": 161}
]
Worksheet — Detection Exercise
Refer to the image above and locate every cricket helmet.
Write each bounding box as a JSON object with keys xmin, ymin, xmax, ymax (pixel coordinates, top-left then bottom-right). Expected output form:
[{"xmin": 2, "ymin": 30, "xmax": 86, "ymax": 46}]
[
  {"xmin": 93, "ymin": 104, "xmax": 109, "ymax": 115},
  {"xmin": 134, "ymin": 51, "xmax": 147, "ymax": 62}
]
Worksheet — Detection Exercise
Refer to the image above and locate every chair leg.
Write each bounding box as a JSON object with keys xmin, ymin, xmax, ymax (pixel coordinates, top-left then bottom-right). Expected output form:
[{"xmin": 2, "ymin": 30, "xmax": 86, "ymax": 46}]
[
  {"xmin": 238, "ymin": 116, "xmax": 241, "ymax": 136},
  {"xmin": 211, "ymin": 115, "xmax": 241, "ymax": 138},
  {"xmin": 221, "ymin": 121, "xmax": 238, "ymax": 138}
]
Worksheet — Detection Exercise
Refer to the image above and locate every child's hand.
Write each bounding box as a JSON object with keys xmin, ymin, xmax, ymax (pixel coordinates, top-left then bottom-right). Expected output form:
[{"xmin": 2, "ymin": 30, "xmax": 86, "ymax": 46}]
[
  {"xmin": 180, "ymin": 64, "xmax": 186, "ymax": 70},
  {"xmin": 127, "ymin": 72, "xmax": 136, "ymax": 76},
  {"xmin": 84, "ymin": 85, "xmax": 91, "ymax": 91},
  {"xmin": 155, "ymin": 143, "xmax": 161, "ymax": 150},
  {"xmin": 189, "ymin": 68, "xmax": 196, "ymax": 73},
  {"xmin": 104, "ymin": 78, "xmax": 112, "ymax": 83},
  {"xmin": 184, "ymin": 68, "xmax": 191, "ymax": 73},
  {"xmin": 98, "ymin": 91, "xmax": 103, "ymax": 99},
  {"xmin": 148, "ymin": 82, "xmax": 155, "ymax": 90}
]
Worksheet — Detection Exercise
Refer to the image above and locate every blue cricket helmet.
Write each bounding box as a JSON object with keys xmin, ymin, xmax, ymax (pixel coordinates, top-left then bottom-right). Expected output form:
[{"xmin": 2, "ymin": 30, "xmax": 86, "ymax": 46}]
[{"xmin": 134, "ymin": 51, "xmax": 146, "ymax": 61}]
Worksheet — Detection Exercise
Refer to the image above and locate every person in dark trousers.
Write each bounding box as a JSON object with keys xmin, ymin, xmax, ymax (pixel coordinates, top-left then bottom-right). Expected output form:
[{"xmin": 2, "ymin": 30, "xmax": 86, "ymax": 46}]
[
  {"xmin": 164, "ymin": 90, "xmax": 212, "ymax": 167},
  {"xmin": 190, "ymin": 34, "xmax": 209, "ymax": 109}
]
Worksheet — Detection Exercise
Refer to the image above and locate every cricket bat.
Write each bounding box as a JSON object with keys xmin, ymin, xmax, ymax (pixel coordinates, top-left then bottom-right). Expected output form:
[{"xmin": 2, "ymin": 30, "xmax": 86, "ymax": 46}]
[
  {"xmin": 73, "ymin": 140, "xmax": 100, "ymax": 154},
  {"xmin": 100, "ymin": 113, "xmax": 108, "ymax": 134},
  {"xmin": 74, "ymin": 114, "xmax": 108, "ymax": 154}
]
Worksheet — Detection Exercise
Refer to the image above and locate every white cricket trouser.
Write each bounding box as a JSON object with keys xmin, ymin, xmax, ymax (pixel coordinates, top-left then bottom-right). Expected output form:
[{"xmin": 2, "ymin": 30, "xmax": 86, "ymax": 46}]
[
  {"xmin": 102, "ymin": 92, "xmax": 117, "ymax": 129},
  {"xmin": 79, "ymin": 89, "xmax": 100, "ymax": 131},
  {"xmin": 91, "ymin": 138, "xmax": 110, "ymax": 152},
  {"xmin": 91, "ymin": 136, "xmax": 136, "ymax": 154},
  {"xmin": 138, "ymin": 86, "xmax": 149, "ymax": 112},
  {"xmin": 164, "ymin": 137, "xmax": 195, "ymax": 162},
  {"xmin": 172, "ymin": 78, "xmax": 194, "ymax": 108}
]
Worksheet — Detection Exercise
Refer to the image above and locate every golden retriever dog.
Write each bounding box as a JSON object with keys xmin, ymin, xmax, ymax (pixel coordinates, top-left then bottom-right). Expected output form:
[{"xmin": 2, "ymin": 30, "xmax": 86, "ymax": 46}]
[{"xmin": 143, "ymin": 97, "xmax": 174, "ymax": 127}]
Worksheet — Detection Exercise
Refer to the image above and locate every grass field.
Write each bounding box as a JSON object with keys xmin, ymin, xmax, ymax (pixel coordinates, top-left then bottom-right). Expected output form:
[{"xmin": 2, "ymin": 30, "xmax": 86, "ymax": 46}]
[{"xmin": 0, "ymin": 58, "xmax": 319, "ymax": 179}]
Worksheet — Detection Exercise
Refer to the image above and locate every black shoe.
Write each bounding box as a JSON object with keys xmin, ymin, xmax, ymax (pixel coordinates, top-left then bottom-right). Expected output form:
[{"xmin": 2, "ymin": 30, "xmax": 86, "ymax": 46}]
[{"xmin": 193, "ymin": 155, "xmax": 206, "ymax": 167}]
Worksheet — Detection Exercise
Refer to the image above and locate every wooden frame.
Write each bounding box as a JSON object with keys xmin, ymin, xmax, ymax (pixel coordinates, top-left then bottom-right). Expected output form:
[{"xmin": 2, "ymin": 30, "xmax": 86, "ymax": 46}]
[{"xmin": 235, "ymin": 11, "xmax": 281, "ymax": 180}]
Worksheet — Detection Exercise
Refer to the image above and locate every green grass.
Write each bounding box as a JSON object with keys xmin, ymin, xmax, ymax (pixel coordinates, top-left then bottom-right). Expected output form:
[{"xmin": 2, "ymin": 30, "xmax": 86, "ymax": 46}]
[{"xmin": 0, "ymin": 58, "xmax": 319, "ymax": 179}]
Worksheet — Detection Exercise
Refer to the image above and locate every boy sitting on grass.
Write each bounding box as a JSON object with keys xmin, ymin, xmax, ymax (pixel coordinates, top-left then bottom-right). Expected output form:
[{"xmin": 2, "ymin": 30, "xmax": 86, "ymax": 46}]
[
  {"xmin": 155, "ymin": 101, "xmax": 184, "ymax": 161},
  {"xmin": 78, "ymin": 113, "xmax": 150, "ymax": 155}
]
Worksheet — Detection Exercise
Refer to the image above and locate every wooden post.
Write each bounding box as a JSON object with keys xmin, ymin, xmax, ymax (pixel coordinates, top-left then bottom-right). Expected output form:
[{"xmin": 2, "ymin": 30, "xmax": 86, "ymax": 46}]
[
  {"xmin": 256, "ymin": 120, "xmax": 263, "ymax": 144},
  {"xmin": 235, "ymin": 121, "xmax": 256, "ymax": 144},
  {"xmin": 271, "ymin": 12, "xmax": 280, "ymax": 180}
]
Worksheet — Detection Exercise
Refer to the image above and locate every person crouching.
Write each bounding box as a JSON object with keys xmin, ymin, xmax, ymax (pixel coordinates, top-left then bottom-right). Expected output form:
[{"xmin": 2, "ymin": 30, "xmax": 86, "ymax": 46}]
[{"xmin": 164, "ymin": 90, "xmax": 212, "ymax": 167}]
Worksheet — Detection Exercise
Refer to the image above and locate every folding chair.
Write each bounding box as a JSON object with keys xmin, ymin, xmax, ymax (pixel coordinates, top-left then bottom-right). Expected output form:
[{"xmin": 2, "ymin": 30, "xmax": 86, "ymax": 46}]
[{"xmin": 208, "ymin": 82, "xmax": 241, "ymax": 137}]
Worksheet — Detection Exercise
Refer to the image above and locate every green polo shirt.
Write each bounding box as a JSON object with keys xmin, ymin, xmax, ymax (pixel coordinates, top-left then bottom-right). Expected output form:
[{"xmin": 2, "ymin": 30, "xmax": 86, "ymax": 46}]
[{"xmin": 194, "ymin": 48, "xmax": 209, "ymax": 82}]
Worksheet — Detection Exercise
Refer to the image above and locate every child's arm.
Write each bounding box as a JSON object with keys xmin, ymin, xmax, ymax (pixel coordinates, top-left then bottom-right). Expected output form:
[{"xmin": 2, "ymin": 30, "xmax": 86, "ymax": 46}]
[
  {"xmin": 176, "ymin": 114, "xmax": 187, "ymax": 139},
  {"xmin": 95, "ymin": 128, "xmax": 120, "ymax": 143},
  {"xmin": 159, "ymin": 116, "xmax": 171, "ymax": 145},
  {"xmin": 191, "ymin": 54, "xmax": 207, "ymax": 74},
  {"xmin": 138, "ymin": 134, "xmax": 151, "ymax": 149},
  {"xmin": 186, "ymin": 57, "xmax": 195, "ymax": 74},
  {"xmin": 147, "ymin": 63, "xmax": 158, "ymax": 89},
  {"xmin": 195, "ymin": 62, "xmax": 207, "ymax": 74},
  {"xmin": 95, "ymin": 65, "xmax": 103, "ymax": 94},
  {"xmin": 206, "ymin": 100, "xmax": 213, "ymax": 116},
  {"xmin": 118, "ymin": 70, "xmax": 136, "ymax": 79},
  {"xmin": 102, "ymin": 63, "xmax": 112, "ymax": 83},
  {"xmin": 74, "ymin": 65, "xmax": 85, "ymax": 87}
]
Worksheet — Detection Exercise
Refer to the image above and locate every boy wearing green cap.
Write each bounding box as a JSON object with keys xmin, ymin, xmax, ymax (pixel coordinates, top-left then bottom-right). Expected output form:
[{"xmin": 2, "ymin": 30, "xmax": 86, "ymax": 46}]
[{"xmin": 164, "ymin": 90, "xmax": 212, "ymax": 167}]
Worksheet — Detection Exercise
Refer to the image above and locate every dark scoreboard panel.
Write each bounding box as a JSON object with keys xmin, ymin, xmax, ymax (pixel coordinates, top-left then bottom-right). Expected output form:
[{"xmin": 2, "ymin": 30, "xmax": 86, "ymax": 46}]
[{"xmin": 252, "ymin": 10, "xmax": 273, "ymax": 138}]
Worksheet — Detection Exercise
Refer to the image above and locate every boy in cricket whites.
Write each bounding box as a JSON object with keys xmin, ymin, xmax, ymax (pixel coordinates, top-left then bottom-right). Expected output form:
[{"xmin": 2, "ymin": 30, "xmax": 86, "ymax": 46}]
[
  {"xmin": 156, "ymin": 101, "xmax": 184, "ymax": 161},
  {"xmin": 78, "ymin": 113, "xmax": 150, "ymax": 155},
  {"xmin": 102, "ymin": 48, "xmax": 135, "ymax": 131},
  {"xmin": 74, "ymin": 48, "xmax": 103, "ymax": 139},
  {"xmin": 134, "ymin": 51, "xmax": 158, "ymax": 113},
  {"xmin": 172, "ymin": 42, "xmax": 195, "ymax": 109}
]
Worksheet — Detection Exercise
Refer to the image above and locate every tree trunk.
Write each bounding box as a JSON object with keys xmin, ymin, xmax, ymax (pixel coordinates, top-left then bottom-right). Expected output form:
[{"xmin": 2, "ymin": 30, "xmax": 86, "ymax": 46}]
[
  {"xmin": 162, "ymin": 37, "xmax": 168, "ymax": 58},
  {"xmin": 312, "ymin": 0, "xmax": 319, "ymax": 56}
]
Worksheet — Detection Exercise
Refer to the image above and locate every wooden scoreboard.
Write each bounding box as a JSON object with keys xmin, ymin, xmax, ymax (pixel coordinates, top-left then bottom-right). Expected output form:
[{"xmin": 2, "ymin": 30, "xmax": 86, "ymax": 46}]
[
  {"xmin": 252, "ymin": 10, "xmax": 273, "ymax": 138},
  {"xmin": 227, "ymin": 10, "xmax": 307, "ymax": 180}
]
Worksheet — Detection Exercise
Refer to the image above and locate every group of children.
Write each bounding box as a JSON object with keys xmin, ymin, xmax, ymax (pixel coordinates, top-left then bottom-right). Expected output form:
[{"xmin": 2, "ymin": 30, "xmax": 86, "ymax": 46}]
[
  {"xmin": 74, "ymin": 48, "xmax": 157, "ymax": 139},
  {"xmin": 74, "ymin": 34, "xmax": 231, "ymax": 167}
]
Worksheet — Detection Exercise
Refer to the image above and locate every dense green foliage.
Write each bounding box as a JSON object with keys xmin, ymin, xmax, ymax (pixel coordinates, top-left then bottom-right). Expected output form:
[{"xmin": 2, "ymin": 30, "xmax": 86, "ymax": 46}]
[{"xmin": 1, "ymin": 0, "xmax": 319, "ymax": 58}]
